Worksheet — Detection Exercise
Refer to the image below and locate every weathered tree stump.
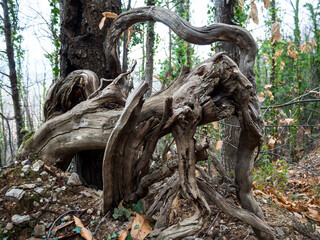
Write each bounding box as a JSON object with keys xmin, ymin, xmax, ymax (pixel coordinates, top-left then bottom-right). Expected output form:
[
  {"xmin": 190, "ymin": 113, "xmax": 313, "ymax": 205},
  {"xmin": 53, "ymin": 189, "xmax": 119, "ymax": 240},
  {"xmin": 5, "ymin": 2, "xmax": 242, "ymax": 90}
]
[{"xmin": 20, "ymin": 6, "xmax": 275, "ymax": 239}]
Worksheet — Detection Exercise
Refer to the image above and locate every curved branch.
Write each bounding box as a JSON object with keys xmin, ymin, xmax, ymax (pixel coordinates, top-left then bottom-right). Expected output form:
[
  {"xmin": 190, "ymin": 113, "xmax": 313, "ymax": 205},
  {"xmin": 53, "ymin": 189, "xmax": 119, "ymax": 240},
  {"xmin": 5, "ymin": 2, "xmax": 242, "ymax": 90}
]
[
  {"xmin": 104, "ymin": 6, "xmax": 256, "ymax": 84},
  {"xmin": 262, "ymin": 99, "xmax": 320, "ymax": 109}
]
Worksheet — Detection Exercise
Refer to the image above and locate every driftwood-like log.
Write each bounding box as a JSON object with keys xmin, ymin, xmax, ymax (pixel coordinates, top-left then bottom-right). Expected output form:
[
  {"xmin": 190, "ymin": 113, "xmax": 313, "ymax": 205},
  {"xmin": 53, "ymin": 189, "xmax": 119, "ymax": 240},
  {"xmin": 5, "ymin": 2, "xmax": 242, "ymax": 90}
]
[{"xmin": 20, "ymin": 5, "xmax": 271, "ymax": 239}]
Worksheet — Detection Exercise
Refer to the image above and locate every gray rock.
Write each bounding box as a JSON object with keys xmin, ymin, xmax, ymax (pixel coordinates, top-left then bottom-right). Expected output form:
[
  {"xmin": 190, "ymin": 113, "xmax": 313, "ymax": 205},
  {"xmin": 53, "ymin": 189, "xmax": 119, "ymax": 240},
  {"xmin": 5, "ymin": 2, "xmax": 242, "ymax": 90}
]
[
  {"xmin": 21, "ymin": 165, "xmax": 30, "ymax": 173},
  {"xmin": 67, "ymin": 172, "xmax": 82, "ymax": 186},
  {"xmin": 276, "ymin": 227, "xmax": 285, "ymax": 237},
  {"xmin": 21, "ymin": 159, "xmax": 31, "ymax": 166},
  {"xmin": 5, "ymin": 188, "xmax": 25, "ymax": 200},
  {"xmin": 12, "ymin": 214, "xmax": 30, "ymax": 227},
  {"xmin": 34, "ymin": 224, "xmax": 46, "ymax": 237},
  {"xmin": 5, "ymin": 222, "xmax": 14, "ymax": 230},
  {"xmin": 32, "ymin": 160, "xmax": 44, "ymax": 172},
  {"xmin": 20, "ymin": 183, "xmax": 36, "ymax": 189},
  {"xmin": 34, "ymin": 187, "xmax": 45, "ymax": 195},
  {"xmin": 20, "ymin": 173, "xmax": 25, "ymax": 177},
  {"xmin": 40, "ymin": 171, "xmax": 48, "ymax": 176},
  {"xmin": 81, "ymin": 191, "xmax": 92, "ymax": 197},
  {"xmin": 32, "ymin": 211, "xmax": 42, "ymax": 219},
  {"xmin": 36, "ymin": 177, "xmax": 42, "ymax": 183}
]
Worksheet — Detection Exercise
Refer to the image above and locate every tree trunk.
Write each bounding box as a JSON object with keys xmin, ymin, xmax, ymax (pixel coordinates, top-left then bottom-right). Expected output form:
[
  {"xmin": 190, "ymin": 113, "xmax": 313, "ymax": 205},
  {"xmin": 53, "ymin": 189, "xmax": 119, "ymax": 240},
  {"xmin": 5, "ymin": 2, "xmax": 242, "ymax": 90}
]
[
  {"xmin": 214, "ymin": 0, "xmax": 240, "ymax": 173},
  {"xmin": 59, "ymin": 0, "xmax": 121, "ymax": 79},
  {"xmin": 145, "ymin": 0, "xmax": 155, "ymax": 97},
  {"xmin": 59, "ymin": 0, "xmax": 121, "ymax": 188},
  {"xmin": 2, "ymin": 0, "xmax": 24, "ymax": 147},
  {"xmin": 122, "ymin": 0, "xmax": 131, "ymax": 73}
]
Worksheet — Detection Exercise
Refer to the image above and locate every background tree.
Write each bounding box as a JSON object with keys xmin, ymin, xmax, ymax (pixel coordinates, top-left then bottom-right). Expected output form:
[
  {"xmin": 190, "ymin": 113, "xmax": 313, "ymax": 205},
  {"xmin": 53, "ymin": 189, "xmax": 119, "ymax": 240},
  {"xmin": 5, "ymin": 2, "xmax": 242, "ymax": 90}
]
[
  {"xmin": 59, "ymin": 0, "xmax": 121, "ymax": 188},
  {"xmin": 1, "ymin": 0, "xmax": 24, "ymax": 147},
  {"xmin": 213, "ymin": 0, "xmax": 240, "ymax": 172}
]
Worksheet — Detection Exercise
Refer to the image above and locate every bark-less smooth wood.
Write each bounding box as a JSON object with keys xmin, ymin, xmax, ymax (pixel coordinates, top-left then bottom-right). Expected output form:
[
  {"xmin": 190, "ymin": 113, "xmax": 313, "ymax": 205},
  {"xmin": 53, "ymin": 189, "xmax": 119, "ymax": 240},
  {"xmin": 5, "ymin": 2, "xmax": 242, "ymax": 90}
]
[
  {"xmin": 21, "ymin": 6, "xmax": 271, "ymax": 239},
  {"xmin": 104, "ymin": 6, "xmax": 265, "ymax": 235}
]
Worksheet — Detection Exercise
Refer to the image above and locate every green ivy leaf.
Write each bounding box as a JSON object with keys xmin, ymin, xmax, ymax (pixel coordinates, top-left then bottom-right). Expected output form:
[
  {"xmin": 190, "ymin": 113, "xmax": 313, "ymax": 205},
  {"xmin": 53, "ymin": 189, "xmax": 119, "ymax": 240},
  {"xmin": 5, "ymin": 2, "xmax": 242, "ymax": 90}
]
[
  {"xmin": 111, "ymin": 232, "xmax": 118, "ymax": 238},
  {"xmin": 134, "ymin": 224, "xmax": 140, "ymax": 230},
  {"xmin": 73, "ymin": 226, "xmax": 82, "ymax": 234},
  {"xmin": 132, "ymin": 200, "xmax": 143, "ymax": 213}
]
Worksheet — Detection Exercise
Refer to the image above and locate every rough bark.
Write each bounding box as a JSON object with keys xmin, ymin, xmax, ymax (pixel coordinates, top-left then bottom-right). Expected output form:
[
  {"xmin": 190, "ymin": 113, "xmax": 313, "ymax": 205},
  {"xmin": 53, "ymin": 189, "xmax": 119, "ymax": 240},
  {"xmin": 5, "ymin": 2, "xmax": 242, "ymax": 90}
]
[
  {"xmin": 2, "ymin": 0, "xmax": 24, "ymax": 146},
  {"xmin": 145, "ymin": 0, "xmax": 155, "ymax": 97},
  {"xmin": 215, "ymin": 0, "xmax": 241, "ymax": 173},
  {"xmin": 59, "ymin": 0, "xmax": 121, "ymax": 79},
  {"xmin": 59, "ymin": 0, "xmax": 121, "ymax": 187}
]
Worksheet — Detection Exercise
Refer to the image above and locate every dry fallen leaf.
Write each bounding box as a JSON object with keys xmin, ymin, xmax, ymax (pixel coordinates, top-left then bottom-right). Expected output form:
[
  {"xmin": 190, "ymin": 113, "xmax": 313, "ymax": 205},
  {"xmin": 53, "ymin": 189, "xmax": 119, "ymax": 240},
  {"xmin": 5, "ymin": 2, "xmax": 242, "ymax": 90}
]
[
  {"xmin": 99, "ymin": 17, "xmax": 106, "ymax": 30},
  {"xmin": 263, "ymin": 0, "xmax": 271, "ymax": 9},
  {"xmin": 130, "ymin": 213, "xmax": 152, "ymax": 240},
  {"xmin": 99, "ymin": 12, "xmax": 118, "ymax": 30},
  {"xmin": 257, "ymin": 96, "xmax": 265, "ymax": 102},
  {"xmin": 268, "ymin": 137, "xmax": 276, "ymax": 149},
  {"xmin": 279, "ymin": 118, "xmax": 297, "ymax": 125},
  {"xmin": 52, "ymin": 220, "xmax": 74, "ymax": 233},
  {"xmin": 73, "ymin": 216, "xmax": 94, "ymax": 240},
  {"xmin": 118, "ymin": 230, "xmax": 128, "ymax": 240},
  {"xmin": 250, "ymin": 0, "xmax": 259, "ymax": 24},
  {"xmin": 102, "ymin": 12, "xmax": 118, "ymax": 18},
  {"xmin": 212, "ymin": 121, "xmax": 219, "ymax": 130},
  {"xmin": 238, "ymin": 0, "xmax": 244, "ymax": 11},
  {"xmin": 215, "ymin": 140, "xmax": 223, "ymax": 151},
  {"xmin": 271, "ymin": 21, "xmax": 282, "ymax": 44}
]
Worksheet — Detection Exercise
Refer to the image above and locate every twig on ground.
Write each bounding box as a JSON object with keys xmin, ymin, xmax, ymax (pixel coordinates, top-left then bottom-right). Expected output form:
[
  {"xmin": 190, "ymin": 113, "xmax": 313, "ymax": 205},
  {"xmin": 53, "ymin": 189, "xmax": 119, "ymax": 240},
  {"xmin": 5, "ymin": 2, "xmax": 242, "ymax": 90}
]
[
  {"xmin": 46, "ymin": 209, "xmax": 83, "ymax": 240},
  {"xmin": 91, "ymin": 211, "xmax": 110, "ymax": 240},
  {"xmin": 202, "ymin": 211, "xmax": 220, "ymax": 238}
]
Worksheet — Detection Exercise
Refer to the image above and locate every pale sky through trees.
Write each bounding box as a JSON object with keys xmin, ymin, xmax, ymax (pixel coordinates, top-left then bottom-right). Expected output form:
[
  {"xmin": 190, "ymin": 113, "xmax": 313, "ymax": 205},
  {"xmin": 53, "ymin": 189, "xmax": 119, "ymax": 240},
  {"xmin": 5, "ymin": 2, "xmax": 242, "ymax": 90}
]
[{"xmin": 0, "ymin": 0, "xmax": 317, "ymax": 123}]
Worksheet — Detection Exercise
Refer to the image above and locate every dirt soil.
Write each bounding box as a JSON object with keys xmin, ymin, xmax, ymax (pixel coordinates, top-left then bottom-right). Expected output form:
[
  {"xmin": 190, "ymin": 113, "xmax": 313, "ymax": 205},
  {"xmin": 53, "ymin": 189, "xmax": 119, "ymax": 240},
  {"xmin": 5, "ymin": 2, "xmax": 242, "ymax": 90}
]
[{"xmin": 0, "ymin": 147, "xmax": 319, "ymax": 240}]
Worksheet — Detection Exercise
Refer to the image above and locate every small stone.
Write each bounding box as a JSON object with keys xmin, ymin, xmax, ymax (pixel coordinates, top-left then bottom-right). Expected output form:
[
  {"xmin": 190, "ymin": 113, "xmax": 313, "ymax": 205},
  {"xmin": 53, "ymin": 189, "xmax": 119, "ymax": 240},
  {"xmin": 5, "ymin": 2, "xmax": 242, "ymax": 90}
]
[
  {"xmin": 34, "ymin": 224, "xmax": 46, "ymax": 237},
  {"xmin": 20, "ymin": 173, "xmax": 25, "ymax": 177},
  {"xmin": 35, "ymin": 187, "xmax": 44, "ymax": 195},
  {"xmin": 5, "ymin": 188, "xmax": 25, "ymax": 200},
  {"xmin": 46, "ymin": 184, "xmax": 51, "ymax": 189},
  {"xmin": 5, "ymin": 222, "xmax": 14, "ymax": 230},
  {"xmin": 87, "ymin": 209, "xmax": 93, "ymax": 214},
  {"xmin": 81, "ymin": 191, "xmax": 92, "ymax": 198},
  {"xmin": 36, "ymin": 177, "xmax": 42, "ymax": 183},
  {"xmin": 33, "ymin": 201, "xmax": 40, "ymax": 207},
  {"xmin": 61, "ymin": 186, "xmax": 66, "ymax": 191},
  {"xmin": 32, "ymin": 160, "xmax": 44, "ymax": 172},
  {"xmin": 33, "ymin": 211, "xmax": 42, "ymax": 219},
  {"xmin": 12, "ymin": 214, "xmax": 30, "ymax": 227},
  {"xmin": 67, "ymin": 172, "xmax": 82, "ymax": 186},
  {"xmin": 220, "ymin": 224, "xmax": 228, "ymax": 232},
  {"xmin": 276, "ymin": 227, "xmax": 285, "ymax": 237},
  {"xmin": 21, "ymin": 159, "xmax": 31, "ymax": 166},
  {"xmin": 20, "ymin": 183, "xmax": 36, "ymax": 189},
  {"xmin": 261, "ymin": 198, "xmax": 268, "ymax": 204},
  {"xmin": 40, "ymin": 171, "xmax": 48, "ymax": 176},
  {"xmin": 55, "ymin": 188, "xmax": 62, "ymax": 193},
  {"xmin": 21, "ymin": 165, "xmax": 30, "ymax": 173}
]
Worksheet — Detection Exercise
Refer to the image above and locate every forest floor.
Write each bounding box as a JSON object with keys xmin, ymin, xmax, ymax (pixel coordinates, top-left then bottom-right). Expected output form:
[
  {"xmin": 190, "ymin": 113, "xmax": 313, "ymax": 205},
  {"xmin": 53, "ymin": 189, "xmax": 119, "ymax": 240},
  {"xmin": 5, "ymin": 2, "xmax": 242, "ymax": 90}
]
[{"xmin": 0, "ymin": 144, "xmax": 320, "ymax": 240}]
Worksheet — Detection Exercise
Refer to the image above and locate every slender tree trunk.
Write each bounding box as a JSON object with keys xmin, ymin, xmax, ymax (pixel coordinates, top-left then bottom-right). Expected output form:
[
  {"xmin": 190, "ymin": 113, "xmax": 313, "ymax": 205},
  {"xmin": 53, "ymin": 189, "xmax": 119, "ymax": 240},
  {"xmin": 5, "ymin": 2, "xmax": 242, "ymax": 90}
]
[
  {"xmin": 167, "ymin": 0, "xmax": 172, "ymax": 83},
  {"xmin": 270, "ymin": 0, "xmax": 276, "ymax": 86},
  {"xmin": 59, "ymin": 0, "xmax": 121, "ymax": 188},
  {"xmin": 185, "ymin": 0, "xmax": 191, "ymax": 68},
  {"xmin": 122, "ymin": 0, "xmax": 131, "ymax": 73},
  {"xmin": 214, "ymin": 0, "xmax": 240, "ymax": 172},
  {"xmin": 2, "ymin": 0, "xmax": 24, "ymax": 147},
  {"xmin": 145, "ymin": 0, "xmax": 155, "ymax": 97},
  {"xmin": 0, "ymin": 93, "xmax": 6, "ymax": 166}
]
